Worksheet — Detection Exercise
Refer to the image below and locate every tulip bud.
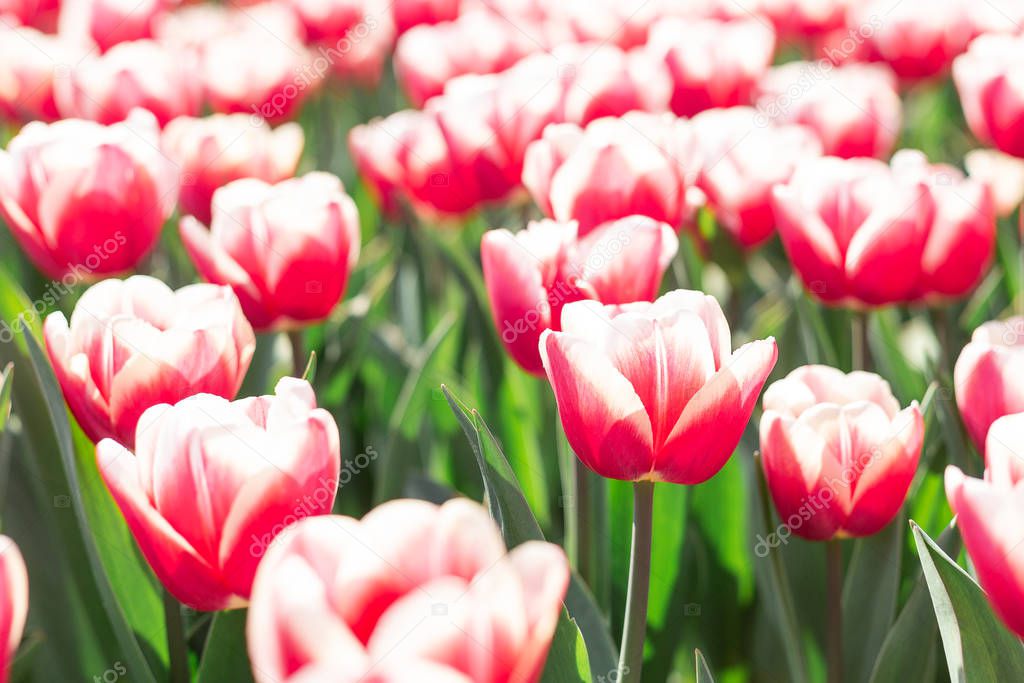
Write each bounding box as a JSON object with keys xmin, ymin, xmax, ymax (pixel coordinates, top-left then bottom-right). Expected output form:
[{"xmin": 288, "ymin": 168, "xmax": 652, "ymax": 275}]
[
  {"xmin": 0, "ymin": 26, "xmax": 78, "ymax": 123},
  {"xmin": 58, "ymin": 0, "xmax": 170, "ymax": 52},
  {"xmin": 954, "ymin": 33, "xmax": 1024, "ymax": 159},
  {"xmin": 0, "ymin": 537, "xmax": 27, "ymax": 683},
  {"xmin": 955, "ymin": 317, "xmax": 1024, "ymax": 453}
]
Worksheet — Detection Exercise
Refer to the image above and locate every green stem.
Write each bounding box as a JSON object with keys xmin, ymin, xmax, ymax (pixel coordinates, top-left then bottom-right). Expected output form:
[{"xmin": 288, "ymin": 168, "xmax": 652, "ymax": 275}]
[
  {"xmin": 288, "ymin": 328, "xmax": 305, "ymax": 378},
  {"xmin": 555, "ymin": 420, "xmax": 578, "ymax": 570},
  {"xmin": 576, "ymin": 460, "xmax": 593, "ymax": 590},
  {"xmin": 827, "ymin": 540, "xmax": 844, "ymax": 683},
  {"xmin": 618, "ymin": 480, "xmax": 655, "ymax": 683},
  {"xmin": 163, "ymin": 589, "xmax": 190, "ymax": 683},
  {"xmin": 851, "ymin": 311, "xmax": 869, "ymax": 372}
]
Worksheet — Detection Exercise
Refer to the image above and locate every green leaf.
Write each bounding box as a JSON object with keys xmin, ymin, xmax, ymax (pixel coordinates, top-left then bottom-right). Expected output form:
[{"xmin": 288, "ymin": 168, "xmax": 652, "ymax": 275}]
[
  {"xmin": 696, "ymin": 649, "xmax": 716, "ymax": 682},
  {"xmin": 911, "ymin": 521, "xmax": 1024, "ymax": 682},
  {"xmin": 301, "ymin": 350, "xmax": 317, "ymax": 382},
  {"xmin": 540, "ymin": 613, "xmax": 592, "ymax": 683},
  {"xmin": 0, "ymin": 363, "xmax": 12, "ymax": 432},
  {"xmin": 196, "ymin": 609, "xmax": 255, "ymax": 683}
]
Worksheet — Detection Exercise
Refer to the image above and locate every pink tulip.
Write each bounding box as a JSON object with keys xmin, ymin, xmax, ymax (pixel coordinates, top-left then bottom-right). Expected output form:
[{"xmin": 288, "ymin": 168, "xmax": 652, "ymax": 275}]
[
  {"xmin": 760, "ymin": 365, "xmax": 923, "ymax": 540},
  {"xmin": 180, "ymin": 173, "xmax": 360, "ymax": 331},
  {"xmin": 163, "ymin": 114, "xmax": 304, "ymax": 225},
  {"xmin": 946, "ymin": 414, "xmax": 1024, "ymax": 637},
  {"xmin": 0, "ymin": 109, "xmax": 177, "ymax": 280},
  {"xmin": 967, "ymin": 0, "xmax": 1024, "ymax": 37},
  {"xmin": 0, "ymin": 537, "xmax": 25, "ymax": 683},
  {"xmin": 44, "ymin": 275, "xmax": 256, "ymax": 447},
  {"xmin": 348, "ymin": 109, "xmax": 421, "ymax": 216},
  {"xmin": 393, "ymin": 0, "xmax": 461, "ymax": 35},
  {"xmin": 690, "ymin": 106, "xmax": 823, "ymax": 249},
  {"xmin": 755, "ymin": 61, "xmax": 902, "ymax": 159},
  {"xmin": 954, "ymin": 33, "xmax": 1024, "ymax": 159},
  {"xmin": 541, "ymin": 289, "xmax": 777, "ymax": 483},
  {"xmin": 323, "ymin": 0, "xmax": 397, "ymax": 87},
  {"xmin": 0, "ymin": 26, "xmax": 78, "ymax": 123},
  {"xmin": 155, "ymin": 3, "xmax": 305, "ymax": 58},
  {"xmin": 646, "ymin": 16, "xmax": 776, "ymax": 118},
  {"xmin": 954, "ymin": 318, "xmax": 1024, "ymax": 452},
  {"xmin": 58, "ymin": 0, "xmax": 170, "ymax": 52},
  {"xmin": 755, "ymin": 0, "xmax": 851, "ymax": 40},
  {"xmin": 246, "ymin": 498, "xmax": 569, "ymax": 683},
  {"xmin": 523, "ymin": 112, "xmax": 700, "ymax": 234},
  {"xmin": 483, "ymin": 216, "xmax": 678, "ymax": 375},
  {"xmin": 96, "ymin": 377, "xmax": 340, "ymax": 611},
  {"xmin": 557, "ymin": 43, "xmax": 672, "ymax": 125},
  {"xmin": 771, "ymin": 152, "xmax": 994, "ymax": 306},
  {"xmin": 56, "ymin": 39, "xmax": 202, "ymax": 126},
  {"xmin": 965, "ymin": 149, "xmax": 1024, "ymax": 218}
]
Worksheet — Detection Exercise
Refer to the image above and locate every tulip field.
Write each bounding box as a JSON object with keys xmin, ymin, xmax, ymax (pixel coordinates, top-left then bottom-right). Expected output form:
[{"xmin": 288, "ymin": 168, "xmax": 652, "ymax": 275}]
[{"xmin": 5, "ymin": 0, "xmax": 1024, "ymax": 681}]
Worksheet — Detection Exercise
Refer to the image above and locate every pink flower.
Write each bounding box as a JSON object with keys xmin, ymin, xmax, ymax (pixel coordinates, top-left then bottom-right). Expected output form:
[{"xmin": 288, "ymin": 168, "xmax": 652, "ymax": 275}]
[
  {"xmin": 954, "ymin": 33, "xmax": 1024, "ymax": 159},
  {"xmin": 954, "ymin": 318, "xmax": 1024, "ymax": 453},
  {"xmin": 0, "ymin": 109, "xmax": 177, "ymax": 279},
  {"xmin": 56, "ymin": 39, "xmax": 202, "ymax": 126},
  {"xmin": 44, "ymin": 275, "xmax": 256, "ymax": 447},
  {"xmin": 556, "ymin": 43, "xmax": 672, "ymax": 125},
  {"xmin": 482, "ymin": 216, "xmax": 678, "ymax": 375},
  {"xmin": 246, "ymin": 498, "xmax": 569, "ymax": 683},
  {"xmin": 646, "ymin": 16, "xmax": 776, "ymax": 117},
  {"xmin": 0, "ymin": 25, "xmax": 79, "ymax": 123},
  {"xmin": 0, "ymin": 537, "xmax": 27, "ymax": 683},
  {"xmin": 755, "ymin": 0, "xmax": 851, "ymax": 40},
  {"xmin": 180, "ymin": 173, "xmax": 360, "ymax": 331},
  {"xmin": 946, "ymin": 413, "xmax": 1024, "ymax": 637},
  {"xmin": 163, "ymin": 114, "xmax": 304, "ymax": 224},
  {"xmin": 540, "ymin": 289, "xmax": 778, "ymax": 483},
  {"xmin": 348, "ymin": 109, "xmax": 421, "ymax": 217},
  {"xmin": 58, "ymin": 0, "xmax": 170, "ymax": 52},
  {"xmin": 771, "ymin": 151, "xmax": 994, "ymax": 306},
  {"xmin": 965, "ymin": 149, "xmax": 1024, "ymax": 218},
  {"xmin": 760, "ymin": 365, "xmax": 923, "ymax": 540},
  {"xmin": 690, "ymin": 106, "xmax": 822, "ymax": 249},
  {"xmin": 756, "ymin": 61, "xmax": 902, "ymax": 159},
  {"xmin": 392, "ymin": 0, "xmax": 461, "ymax": 35},
  {"xmin": 96, "ymin": 377, "xmax": 340, "ymax": 611}
]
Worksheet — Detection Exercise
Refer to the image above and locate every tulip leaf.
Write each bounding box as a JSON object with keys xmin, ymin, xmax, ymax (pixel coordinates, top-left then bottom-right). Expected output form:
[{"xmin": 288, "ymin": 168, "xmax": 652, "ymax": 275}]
[
  {"xmin": 540, "ymin": 612, "xmax": 592, "ymax": 683},
  {"xmin": 0, "ymin": 362, "xmax": 12, "ymax": 432},
  {"xmin": 696, "ymin": 649, "xmax": 716, "ymax": 682},
  {"xmin": 196, "ymin": 609, "xmax": 255, "ymax": 683},
  {"xmin": 301, "ymin": 350, "xmax": 317, "ymax": 382},
  {"xmin": 911, "ymin": 521, "xmax": 1024, "ymax": 682},
  {"xmin": 442, "ymin": 385, "xmax": 618, "ymax": 679}
]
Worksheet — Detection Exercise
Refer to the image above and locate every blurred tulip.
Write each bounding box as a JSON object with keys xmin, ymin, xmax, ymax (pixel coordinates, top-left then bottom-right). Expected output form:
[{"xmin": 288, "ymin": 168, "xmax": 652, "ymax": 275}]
[
  {"xmin": 322, "ymin": 0, "xmax": 396, "ymax": 86},
  {"xmin": 955, "ymin": 317, "xmax": 1024, "ymax": 452},
  {"xmin": 56, "ymin": 39, "xmax": 202, "ymax": 126},
  {"xmin": 283, "ymin": 0, "xmax": 367, "ymax": 42},
  {"xmin": 557, "ymin": 43, "xmax": 672, "ymax": 125},
  {"xmin": 690, "ymin": 106, "xmax": 822, "ymax": 249},
  {"xmin": 965, "ymin": 149, "xmax": 1024, "ymax": 218},
  {"xmin": 0, "ymin": 25, "xmax": 78, "ymax": 122},
  {"xmin": 771, "ymin": 151, "xmax": 994, "ymax": 306},
  {"xmin": 0, "ymin": 109, "xmax": 177, "ymax": 279},
  {"xmin": 647, "ymin": 16, "xmax": 775, "ymax": 117},
  {"xmin": 44, "ymin": 275, "xmax": 256, "ymax": 447},
  {"xmin": 155, "ymin": 2, "xmax": 305, "ymax": 58},
  {"xmin": 0, "ymin": 537, "xmax": 26, "ymax": 683},
  {"xmin": 96, "ymin": 377, "xmax": 340, "ymax": 611},
  {"xmin": 946, "ymin": 415, "xmax": 1024, "ymax": 636},
  {"xmin": 163, "ymin": 114, "xmax": 304, "ymax": 224},
  {"xmin": 556, "ymin": 0, "xmax": 666, "ymax": 49},
  {"xmin": 482, "ymin": 216, "xmax": 678, "ymax": 374},
  {"xmin": 523, "ymin": 112, "xmax": 699, "ymax": 234},
  {"xmin": 541, "ymin": 289, "xmax": 777, "ymax": 483},
  {"xmin": 760, "ymin": 365, "xmax": 923, "ymax": 540},
  {"xmin": 180, "ymin": 173, "xmax": 360, "ymax": 331},
  {"xmin": 58, "ymin": 0, "xmax": 170, "ymax": 52},
  {"xmin": 755, "ymin": 61, "xmax": 901, "ymax": 159},
  {"xmin": 954, "ymin": 33, "xmax": 1024, "ymax": 159},
  {"xmin": 247, "ymin": 497, "xmax": 569, "ymax": 682},
  {"xmin": 393, "ymin": 0, "xmax": 461, "ymax": 34},
  {"xmin": 348, "ymin": 109, "xmax": 421, "ymax": 216},
  {"xmin": 755, "ymin": 0, "xmax": 851, "ymax": 40}
]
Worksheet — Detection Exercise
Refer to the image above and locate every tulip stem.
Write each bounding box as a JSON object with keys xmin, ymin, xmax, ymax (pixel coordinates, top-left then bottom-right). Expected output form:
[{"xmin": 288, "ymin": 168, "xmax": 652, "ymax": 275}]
[
  {"xmin": 851, "ymin": 312, "xmax": 869, "ymax": 371},
  {"xmin": 618, "ymin": 480, "xmax": 654, "ymax": 683},
  {"xmin": 288, "ymin": 329, "xmax": 306, "ymax": 378},
  {"xmin": 163, "ymin": 589, "xmax": 190, "ymax": 683},
  {"xmin": 575, "ymin": 460, "xmax": 594, "ymax": 589},
  {"xmin": 826, "ymin": 540, "xmax": 844, "ymax": 683}
]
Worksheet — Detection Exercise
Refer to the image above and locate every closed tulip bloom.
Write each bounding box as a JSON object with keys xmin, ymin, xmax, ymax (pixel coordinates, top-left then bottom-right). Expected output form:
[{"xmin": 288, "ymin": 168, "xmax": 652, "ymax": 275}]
[
  {"xmin": 0, "ymin": 537, "xmax": 27, "ymax": 683},
  {"xmin": 324, "ymin": 0, "xmax": 396, "ymax": 87},
  {"xmin": 96, "ymin": 377, "xmax": 341, "ymax": 611},
  {"xmin": 392, "ymin": 0, "xmax": 461, "ymax": 35},
  {"xmin": 163, "ymin": 114, "xmax": 304, "ymax": 224},
  {"xmin": 557, "ymin": 43, "xmax": 672, "ymax": 125},
  {"xmin": 755, "ymin": 0, "xmax": 851, "ymax": 40},
  {"xmin": 541, "ymin": 290, "xmax": 777, "ymax": 483},
  {"xmin": 44, "ymin": 275, "xmax": 256, "ymax": 447},
  {"xmin": 965, "ymin": 149, "xmax": 1024, "ymax": 218},
  {"xmin": 483, "ymin": 216, "xmax": 678, "ymax": 375},
  {"xmin": 946, "ymin": 414, "xmax": 1024, "ymax": 636},
  {"xmin": 0, "ymin": 109, "xmax": 177, "ymax": 279},
  {"xmin": 756, "ymin": 61, "xmax": 901, "ymax": 159},
  {"xmin": 954, "ymin": 34, "xmax": 1024, "ymax": 159},
  {"xmin": 56, "ymin": 39, "xmax": 202, "ymax": 126},
  {"xmin": 691, "ymin": 106, "xmax": 823, "ymax": 249},
  {"xmin": 180, "ymin": 173, "xmax": 360, "ymax": 331},
  {"xmin": 647, "ymin": 16, "xmax": 776, "ymax": 118},
  {"xmin": 246, "ymin": 498, "xmax": 569, "ymax": 683},
  {"xmin": 58, "ymin": 0, "xmax": 170, "ymax": 52},
  {"xmin": 954, "ymin": 318, "xmax": 1024, "ymax": 452},
  {"xmin": 0, "ymin": 26, "xmax": 78, "ymax": 122},
  {"xmin": 348, "ymin": 109, "xmax": 421, "ymax": 216}
]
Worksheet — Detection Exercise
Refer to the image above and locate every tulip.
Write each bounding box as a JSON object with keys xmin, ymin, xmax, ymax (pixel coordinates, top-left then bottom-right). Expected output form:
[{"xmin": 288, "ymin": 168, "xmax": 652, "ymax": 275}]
[
  {"xmin": 180, "ymin": 173, "xmax": 361, "ymax": 331},
  {"xmin": 540, "ymin": 289, "xmax": 777, "ymax": 483},
  {"xmin": 756, "ymin": 0, "xmax": 851, "ymax": 40},
  {"xmin": 57, "ymin": 0, "xmax": 170, "ymax": 52},
  {"xmin": 771, "ymin": 151, "xmax": 994, "ymax": 306},
  {"xmin": 646, "ymin": 16, "xmax": 776, "ymax": 118},
  {"xmin": 44, "ymin": 275, "xmax": 256, "ymax": 447},
  {"xmin": 954, "ymin": 317, "xmax": 1024, "ymax": 453},
  {"xmin": 759, "ymin": 365, "xmax": 923, "ymax": 540},
  {"xmin": 482, "ymin": 216, "xmax": 678, "ymax": 375},
  {"xmin": 323, "ymin": 0, "xmax": 397, "ymax": 87},
  {"xmin": 946, "ymin": 413, "xmax": 1024, "ymax": 637},
  {"xmin": 954, "ymin": 33, "xmax": 1024, "ymax": 159},
  {"xmin": 348, "ymin": 109, "xmax": 421, "ymax": 216},
  {"xmin": 523, "ymin": 112, "xmax": 700, "ymax": 234},
  {"xmin": 56, "ymin": 39, "xmax": 202, "ymax": 126},
  {"xmin": 392, "ymin": 0, "xmax": 461, "ymax": 35},
  {"xmin": 0, "ymin": 109, "xmax": 177, "ymax": 280},
  {"xmin": 163, "ymin": 114, "xmax": 304, "ymax": 225},
  {"xmin": 755, "ymin": 61, "xmax": 902, "ymax": 159},
  {"xmin": 690, "ymin": 106, "xmax": 823, "ymax": 249},
  {"xmin": 246, "ymin": 498, "xmax": 569, "ymax": 683},
  {"xmin": 0, "ymin": 25, "xmax": 77, "ymax": 123},
  {"xmin": 96, "ymin": 377, "xmax": 340, "ymax": 611},
  {"xmin": 965, "ymin": 149, "xmax": 1024, "ymax": 218},
  {"xmin": 557, "ymin": 43, "xmax": 672, "ymax": 125},
  {"xmin": 967, "ymin": 0, "xmax": 1024, "ymax": 37},
  {"xmin": 0, "ymin": 537, "xmax": 26, "ymax": 683}
]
